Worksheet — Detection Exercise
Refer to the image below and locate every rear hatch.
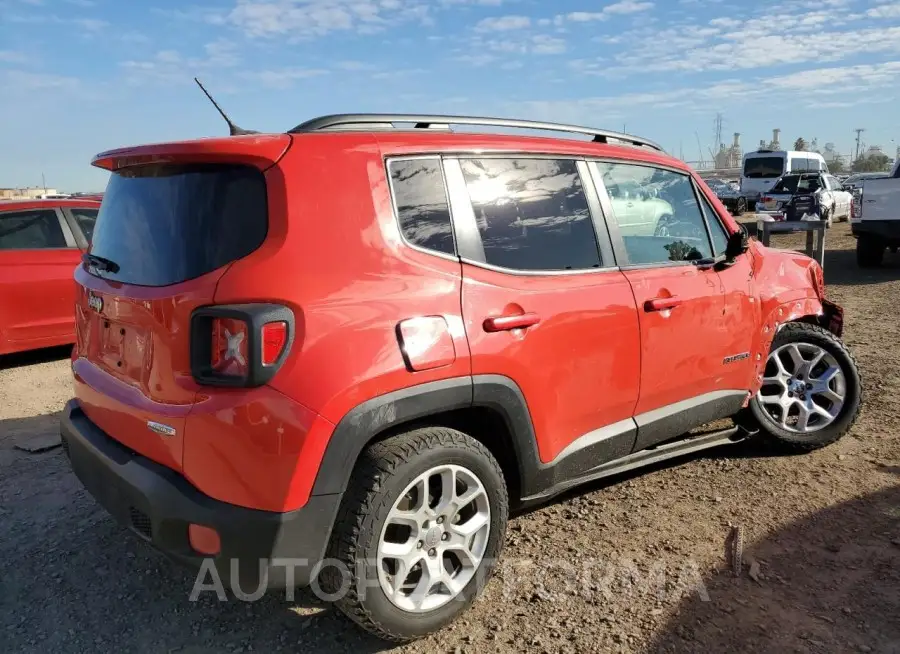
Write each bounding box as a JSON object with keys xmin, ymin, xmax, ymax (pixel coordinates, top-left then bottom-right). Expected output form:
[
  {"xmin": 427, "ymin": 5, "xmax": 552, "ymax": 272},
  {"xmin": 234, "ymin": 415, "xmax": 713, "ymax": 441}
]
[{"xmin": 73, "ymin": 135, "xmax": 289, "ymax": 472}]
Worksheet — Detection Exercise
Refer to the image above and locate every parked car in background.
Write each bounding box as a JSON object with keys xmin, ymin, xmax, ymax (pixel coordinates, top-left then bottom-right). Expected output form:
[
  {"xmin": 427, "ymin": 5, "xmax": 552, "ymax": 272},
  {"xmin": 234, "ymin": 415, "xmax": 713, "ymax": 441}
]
[
  {"xmin": 741, "ymin": 150, "xmax": 828, "ymax": 210},
  {"xmin": 758, "ymin": 172, "xmax": 852, "ymax": 226},
  {"xmin": 704, "ymin": 177, "xmax": 747, "ymax": 215},
  {"xmin": 60, "ymin": 112, "xmax": 860, "ymax": 643},
  {"xmin": 851, "ymin": 159, "xmax": 900, "ymax": 267},
  {"xmin": 0, "ymin": 198, "xmax": 100, "ymax": 355},
  {"xmin": 599, "ymin": 178, "xmax": 675, "ymax": 235},
  {"xmin": 843, "ymin": 172, "xmax": 888, "ymax": 193}
]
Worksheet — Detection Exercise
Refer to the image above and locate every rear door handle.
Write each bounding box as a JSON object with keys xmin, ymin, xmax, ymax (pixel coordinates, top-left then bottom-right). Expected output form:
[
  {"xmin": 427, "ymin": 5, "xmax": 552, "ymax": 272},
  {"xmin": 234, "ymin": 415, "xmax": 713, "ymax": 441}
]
[
  {"xmin": 483, "ymin": 313, "xmax": 541, "ymax": 332},
  {"xmin": 644, "ymin": 297, "xmax": 681, "ymax": 312}
]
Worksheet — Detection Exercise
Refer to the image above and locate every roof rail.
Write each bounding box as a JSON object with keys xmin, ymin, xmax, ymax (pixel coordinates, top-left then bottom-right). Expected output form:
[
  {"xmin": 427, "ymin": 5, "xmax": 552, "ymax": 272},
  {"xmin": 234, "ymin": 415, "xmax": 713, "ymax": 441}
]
[{"xmin": 287, "ymin": 113, "xmax": 664, "ymax": 152}]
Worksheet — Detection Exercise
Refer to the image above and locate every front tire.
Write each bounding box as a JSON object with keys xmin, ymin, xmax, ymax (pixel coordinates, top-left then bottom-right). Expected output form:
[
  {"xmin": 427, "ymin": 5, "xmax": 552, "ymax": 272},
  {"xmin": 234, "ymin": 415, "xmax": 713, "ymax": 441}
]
[
  {"xmin": 748, "ymin": 322, "xmax": 861, "ymax": 452},
  {"xmin": 734, "ymin": 198, "xmax": 746, "ymax": 217},
  {"xmin": 321, "ymin": 427, "xmax": 509, "ymax": 642},
  {"xmin": 857, "ymin": 234, "xmax": 885, "ymax": 267}
]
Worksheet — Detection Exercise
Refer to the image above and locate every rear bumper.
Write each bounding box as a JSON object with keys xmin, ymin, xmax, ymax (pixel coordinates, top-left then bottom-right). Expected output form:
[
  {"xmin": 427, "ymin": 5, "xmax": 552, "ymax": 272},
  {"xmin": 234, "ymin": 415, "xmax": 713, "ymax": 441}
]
[
  {"xmin": 60, "ymin": 400, "xmax": 340, "ymax": 590},
  {"xmin": 852, "ymin": 220, "xmax": 900, "ymax": 242}
]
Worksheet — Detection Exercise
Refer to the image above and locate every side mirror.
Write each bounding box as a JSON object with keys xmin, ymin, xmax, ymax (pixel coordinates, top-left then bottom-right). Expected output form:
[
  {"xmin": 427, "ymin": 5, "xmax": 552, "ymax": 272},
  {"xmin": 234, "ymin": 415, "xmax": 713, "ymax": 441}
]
[{"xmin": 725, "ymin": 226, "xmax": 750, "ymax": 260}]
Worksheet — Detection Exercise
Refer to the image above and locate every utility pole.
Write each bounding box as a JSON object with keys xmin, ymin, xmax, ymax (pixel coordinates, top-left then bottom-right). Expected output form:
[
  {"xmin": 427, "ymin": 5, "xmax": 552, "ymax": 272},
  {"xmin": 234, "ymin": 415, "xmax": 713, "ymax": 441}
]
[
  {"xmin": 853, "ymin": 128, "xmax": 865, "ymax": 162},
  {"xmin": 42, "ymin": 172, "xmax": 47, "ymax": 194},
  {"xmin": 713, "ymin": 113, "xmax": 723, "ymax": 151}
]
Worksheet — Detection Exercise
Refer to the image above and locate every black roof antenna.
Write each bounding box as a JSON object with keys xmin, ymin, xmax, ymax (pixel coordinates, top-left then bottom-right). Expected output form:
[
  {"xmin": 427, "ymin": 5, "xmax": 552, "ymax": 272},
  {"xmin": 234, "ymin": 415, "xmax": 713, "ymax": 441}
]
[{"xmin": 194, "ymin": 77, "xmax": 258, "ymax": 136}]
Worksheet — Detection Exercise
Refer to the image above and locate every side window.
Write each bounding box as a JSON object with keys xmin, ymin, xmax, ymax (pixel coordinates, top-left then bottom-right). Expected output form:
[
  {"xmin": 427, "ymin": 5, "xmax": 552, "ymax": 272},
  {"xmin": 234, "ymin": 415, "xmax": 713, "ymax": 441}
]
[
  {"xmin": 596, "ymin": 162, "xmax": 713, "ymax": 265},
  {"xmin": 697, "ymin": 193, "xmax": 730, "ymax": 256},
  {"xmin": 0, "ymin": 210, "xmax": 67, "ymax": 250},
  {"xmin": 71, "ymin": 207, "xmax": 99, "ymax": 244},
  {"xmin": 459, "ymin": 158, "xmax": 601, "ymax": 271},
  {"xmin": 388, "ymin": 158, "xmax": 455, "ymax": 256}
]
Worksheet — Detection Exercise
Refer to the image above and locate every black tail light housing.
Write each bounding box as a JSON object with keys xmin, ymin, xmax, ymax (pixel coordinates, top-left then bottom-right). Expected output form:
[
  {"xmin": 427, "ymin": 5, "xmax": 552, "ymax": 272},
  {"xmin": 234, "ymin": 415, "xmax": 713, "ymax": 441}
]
[{"xmin": 190, "ymin": 303, "xmax": 295, "ymax": 388}]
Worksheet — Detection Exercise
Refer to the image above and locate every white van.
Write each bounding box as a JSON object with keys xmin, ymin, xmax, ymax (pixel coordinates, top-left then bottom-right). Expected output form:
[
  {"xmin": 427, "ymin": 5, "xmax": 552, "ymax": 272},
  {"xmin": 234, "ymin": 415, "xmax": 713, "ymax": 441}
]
[{"xmin": 741, "ymin": 150, "xmax": 828, "ymax": 209}]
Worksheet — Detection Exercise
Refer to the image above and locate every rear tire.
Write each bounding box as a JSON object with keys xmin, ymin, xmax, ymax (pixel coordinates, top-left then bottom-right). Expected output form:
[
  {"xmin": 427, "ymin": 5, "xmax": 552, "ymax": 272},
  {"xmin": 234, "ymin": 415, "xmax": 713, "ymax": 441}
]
[
  {"xmin": 857, "ymin": 235, "xmax": 885, "ymax": 268},
  {"xmin": 734, "ymin": 198, "xmax": 746, "ymax": 216},
  {"xmin": 748, "ymin": 322, "xmax": 861, "ymax": 453},
  {"xmin": 321, "ymin": 427, "xmax": 509, "ymax": 643}
]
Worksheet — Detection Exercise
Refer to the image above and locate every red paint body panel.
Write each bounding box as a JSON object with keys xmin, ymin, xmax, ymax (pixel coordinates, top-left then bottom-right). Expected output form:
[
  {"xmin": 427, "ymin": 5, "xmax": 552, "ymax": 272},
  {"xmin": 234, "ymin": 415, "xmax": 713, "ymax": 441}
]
[
  {"xmin": 0, "ymin": 199, "xmax": 100, "ymax": 355},
  {"xmin": 184, "ymin": 385, "xmax": 334, "ymax": 512},
  {"xmin": 219, "ymin": 136, "xmax": 471, "ymax": 427},
  {"xmin": 73, "ymin": 266, "xmax": 225, "ymax": 472},
  {"xmin": 67, "ymin": 127, "xmax": 836, "ymax": 515},
  {"xmin": 461, "ymin": 265, "xmax": 641, "ymax": 464},
  {"xmin": 624, "ymin": 265, "xmax": 734, "ymax": 414}
]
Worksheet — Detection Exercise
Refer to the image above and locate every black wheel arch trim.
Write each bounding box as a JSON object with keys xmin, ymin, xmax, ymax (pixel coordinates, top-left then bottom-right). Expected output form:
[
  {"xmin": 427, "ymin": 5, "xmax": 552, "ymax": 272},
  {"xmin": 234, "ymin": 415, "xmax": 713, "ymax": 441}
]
[
  {"xmin": 310, "ymin": 375, "xmax": 546, "ymax": 499},
  {"xmin": 310, "ymin": 375, "xmax": 753, "ymax": 503}
]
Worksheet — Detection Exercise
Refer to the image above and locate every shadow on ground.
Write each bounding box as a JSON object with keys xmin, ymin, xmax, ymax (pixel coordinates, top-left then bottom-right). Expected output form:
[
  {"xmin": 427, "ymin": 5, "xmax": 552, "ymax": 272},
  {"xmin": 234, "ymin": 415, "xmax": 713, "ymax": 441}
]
[
  {"xmin": 739, "ymin": 219, "xmax": 900, "ymax": 286},
  {"xmin": 649, "ymin": 480, "xmax": 900, "ymax": 654},
  {"xmin": 0, "ymin": 344, "xmax": 72, "ymax": 370}
]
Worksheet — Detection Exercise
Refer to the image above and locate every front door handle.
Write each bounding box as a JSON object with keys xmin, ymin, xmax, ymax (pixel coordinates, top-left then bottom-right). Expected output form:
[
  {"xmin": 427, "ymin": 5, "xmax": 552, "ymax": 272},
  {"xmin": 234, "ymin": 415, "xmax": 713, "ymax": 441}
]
[
  {"xmin": 644, "ymin": 297, "xmax": 681, "ymax": 312},
  {"xmin": 483, "ymin": 313, "xmax": 541, "ymax": 332}
]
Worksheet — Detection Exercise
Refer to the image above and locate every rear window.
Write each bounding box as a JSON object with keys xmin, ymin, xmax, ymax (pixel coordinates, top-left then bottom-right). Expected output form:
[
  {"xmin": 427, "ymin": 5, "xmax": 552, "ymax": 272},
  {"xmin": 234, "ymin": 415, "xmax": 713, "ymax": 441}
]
[
  {"xmin": 743, "ymin": 156, "xmax": 784, "ymax": 178},
  {"xmin": 0, "ymin": 209, "xmax": 67, "ymax": 250},
  {"xmin": 88, "ymin": 163, "xmax": 267, "ymax": 287},
  {"xmin": 771, "ymin": 175, "xmax": 821, "ymax": 194}
]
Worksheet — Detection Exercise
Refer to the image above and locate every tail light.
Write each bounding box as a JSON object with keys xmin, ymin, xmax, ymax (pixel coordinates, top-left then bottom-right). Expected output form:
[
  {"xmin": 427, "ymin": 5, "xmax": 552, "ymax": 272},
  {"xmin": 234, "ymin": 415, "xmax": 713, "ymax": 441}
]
[
  {"xmin": 761, "ymin": 196, "xmax": 771, "ymax": 203},
  {"xmin": 191, "ymin": 304, "xmax": 294, "ymax": 387}
]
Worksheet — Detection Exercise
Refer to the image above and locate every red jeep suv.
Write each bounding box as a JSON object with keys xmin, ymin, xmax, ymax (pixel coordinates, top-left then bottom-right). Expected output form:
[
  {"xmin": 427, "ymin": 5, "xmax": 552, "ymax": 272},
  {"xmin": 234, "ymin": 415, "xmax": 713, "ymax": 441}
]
[{"xmin": 60, "ymin": 114, "xmax": 861, "ymax": 641}]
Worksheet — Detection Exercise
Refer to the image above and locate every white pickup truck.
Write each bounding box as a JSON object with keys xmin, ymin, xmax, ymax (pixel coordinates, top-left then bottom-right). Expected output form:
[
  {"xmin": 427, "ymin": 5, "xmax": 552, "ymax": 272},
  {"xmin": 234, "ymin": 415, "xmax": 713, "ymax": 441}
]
[{"xmin": 851, "ymin": 159, "xmax": 900, "ymax": 267}]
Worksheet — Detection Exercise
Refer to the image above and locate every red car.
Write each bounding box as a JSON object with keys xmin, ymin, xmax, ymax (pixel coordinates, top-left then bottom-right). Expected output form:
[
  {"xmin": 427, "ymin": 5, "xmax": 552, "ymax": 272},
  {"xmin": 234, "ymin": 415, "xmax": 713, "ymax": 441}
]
[
  {"xmin": 60, "ymin": 114, "xmax": 861, "ymax": 641},
  {"xmin": 0, "ymin": 198, "xmax": 100, "ymax": 355}
]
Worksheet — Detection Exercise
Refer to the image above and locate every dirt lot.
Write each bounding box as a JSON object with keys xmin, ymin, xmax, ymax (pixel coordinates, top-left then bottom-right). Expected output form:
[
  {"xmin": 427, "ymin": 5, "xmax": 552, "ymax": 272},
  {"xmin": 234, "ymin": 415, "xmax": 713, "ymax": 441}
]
[{"xmin": 1, "ymin": 221, "xmax": 898, "ymax": 654}]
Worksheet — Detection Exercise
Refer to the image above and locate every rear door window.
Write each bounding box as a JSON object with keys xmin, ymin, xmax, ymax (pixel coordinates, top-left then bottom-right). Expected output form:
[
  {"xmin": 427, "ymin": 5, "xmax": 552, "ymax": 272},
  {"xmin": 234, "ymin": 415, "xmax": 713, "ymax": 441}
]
[
  {"xmin": 388, "ymin": 158, "xmax": 455, "ymax": 256},
  {"xmin": 70, "ymin": 207, "xmax": 98, "ymax": 243},
  {"xmin": 0, "ymin": 209, "xmax": 67, "ymax": 250},
  {"xmin": 88, "ymin": 164, "xmax": 267, "ymax": 286},
  {"xmin": 458, "ymin": 158, "xmax": 602, "ymax": 271}
]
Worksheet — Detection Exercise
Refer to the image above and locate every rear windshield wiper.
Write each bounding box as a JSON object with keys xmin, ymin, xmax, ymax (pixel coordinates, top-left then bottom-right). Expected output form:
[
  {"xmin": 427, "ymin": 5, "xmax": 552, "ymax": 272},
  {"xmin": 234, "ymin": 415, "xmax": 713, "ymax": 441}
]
[{"xmin": 83, "ymin": 253, "xmax": 120, "ymax": 274}]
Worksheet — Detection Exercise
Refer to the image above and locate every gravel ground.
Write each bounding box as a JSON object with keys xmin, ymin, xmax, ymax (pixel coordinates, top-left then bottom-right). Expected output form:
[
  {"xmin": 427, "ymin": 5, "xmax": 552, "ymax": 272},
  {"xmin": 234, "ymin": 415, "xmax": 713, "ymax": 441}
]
[{"xmin": 1, "ymin": 220, "xmax": 898, "ymax": 654}]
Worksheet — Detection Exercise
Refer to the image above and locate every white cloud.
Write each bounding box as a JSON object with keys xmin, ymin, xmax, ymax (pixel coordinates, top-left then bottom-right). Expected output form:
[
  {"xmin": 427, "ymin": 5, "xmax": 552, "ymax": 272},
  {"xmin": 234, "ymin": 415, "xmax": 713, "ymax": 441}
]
[
  {"xmin": 224, "ymin": 0, "xmax": 441, "ymax": 38},
  {"xmin": 532, "ymin": 34, "xmax": 566, "ymax": 54},
  {"xmin": 603, "ymin": 0, "xmax": 654, "ymax": 14},
  {"xmin": 566, "ymin": 12, "xmax": 608, "ymax": 22},
  {"xmin": 0, "ymin": 50, "xmax": 29, "ymax": 64},
  {"xmin": 868, "ymin": 4, "xmax": 900, "ymax": 18},
  {"xmin": 1, "ymin": 69, "xmax": 80, "ymax": 90},
  {"xmin": 525, "ymin": 61, "xmax": 900, "ymax": 125},
  {"xmin": 554, "ymin": 1, "xmax": 653, "ymax": 26},
  {"xmin": 119, "ymin": 42, "xmax": 242, "ymax": 85},
  {"xmin": 72, "ymin": 17, "xmax": 108, "ymax": 31},
  {"xmin": 474, "ymin": 14, "xmax": 530, "ymax": 31},
  {"xmin": 570, "ymin": 1, "xmax": 900, "ymax": 79},
  {"xmin": 241, "ymin": 67, "xmax": 329, "ymax": 89}
]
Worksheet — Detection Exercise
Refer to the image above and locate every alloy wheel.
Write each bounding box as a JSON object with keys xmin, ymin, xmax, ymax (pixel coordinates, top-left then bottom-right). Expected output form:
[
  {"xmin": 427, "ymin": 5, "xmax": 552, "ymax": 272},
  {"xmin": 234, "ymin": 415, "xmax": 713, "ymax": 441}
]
[
  {"xmin": 377, "ymin": 464, "xmax": 491, "ymax": 613},
  {"xmin": 757, "ymin": 342, "xmax": 847, "ymax": 433}
]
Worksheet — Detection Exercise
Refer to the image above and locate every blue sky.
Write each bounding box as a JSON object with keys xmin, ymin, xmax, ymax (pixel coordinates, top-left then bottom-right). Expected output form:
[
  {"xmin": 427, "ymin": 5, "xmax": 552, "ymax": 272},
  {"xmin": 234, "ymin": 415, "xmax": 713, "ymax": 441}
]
[{"xmin": 1, "ymin": 0, "xmax": 899, "ymax": 191}]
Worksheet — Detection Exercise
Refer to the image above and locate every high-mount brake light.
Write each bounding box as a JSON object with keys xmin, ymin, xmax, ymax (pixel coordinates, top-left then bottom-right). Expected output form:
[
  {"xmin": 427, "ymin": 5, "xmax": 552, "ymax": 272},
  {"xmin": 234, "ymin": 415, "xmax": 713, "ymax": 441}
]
[{"xmin": 191, "ymin": 304, "xmax": 294, "ymax": 388}]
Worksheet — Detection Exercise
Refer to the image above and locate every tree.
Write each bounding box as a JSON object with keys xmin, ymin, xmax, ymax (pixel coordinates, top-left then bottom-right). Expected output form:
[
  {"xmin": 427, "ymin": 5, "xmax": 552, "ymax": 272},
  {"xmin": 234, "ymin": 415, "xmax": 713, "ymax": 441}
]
[
  {"xmin": 793, "ymin": 137, "xmax": 807, "ymax": 151},
  {"xmin": 828, "ymin": 159, "xmax": 845, "ymax": 173},
  {"xmin": 852, "ymin": 154, "xmax": 891, "ymax": 173}
]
